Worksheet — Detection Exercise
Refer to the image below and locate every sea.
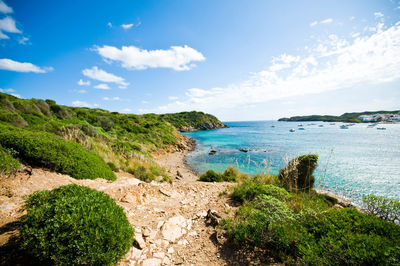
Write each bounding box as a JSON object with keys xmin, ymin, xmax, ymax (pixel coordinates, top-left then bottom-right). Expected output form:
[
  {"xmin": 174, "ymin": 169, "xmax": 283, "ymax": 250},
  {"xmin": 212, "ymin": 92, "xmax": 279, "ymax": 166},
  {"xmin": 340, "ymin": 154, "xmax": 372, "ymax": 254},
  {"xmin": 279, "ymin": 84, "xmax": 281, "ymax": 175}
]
[{"xmin": 183, "ymin": 121, "xmax": 400, "ymax": 206}]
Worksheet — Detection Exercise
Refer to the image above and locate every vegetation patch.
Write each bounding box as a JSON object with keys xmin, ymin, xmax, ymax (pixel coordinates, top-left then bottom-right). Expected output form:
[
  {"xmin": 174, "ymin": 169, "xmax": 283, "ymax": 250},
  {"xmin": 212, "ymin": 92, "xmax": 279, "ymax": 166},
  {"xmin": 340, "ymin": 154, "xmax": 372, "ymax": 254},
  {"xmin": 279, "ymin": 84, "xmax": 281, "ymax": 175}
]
[
  {"xmin": 221, "ymin": 155, "xmax": 400, "ymax": 265},
  {"xmin": 278, "ymin": 154, "xmax": 318, "ymax": 192},
  {"xmin": 20, "ymin": 184, "xmax": 134, "ymax": 265},
  {"xmin": 199, "ymin": 166, "xmax": 245, "ymax": 182},
  {"xmin": 0, "ymin": 125, "xmax": 115, "ymax": 180},
  {"xmin": 0, "ymin": 144, "xmax": 20, "ymax": 175}
]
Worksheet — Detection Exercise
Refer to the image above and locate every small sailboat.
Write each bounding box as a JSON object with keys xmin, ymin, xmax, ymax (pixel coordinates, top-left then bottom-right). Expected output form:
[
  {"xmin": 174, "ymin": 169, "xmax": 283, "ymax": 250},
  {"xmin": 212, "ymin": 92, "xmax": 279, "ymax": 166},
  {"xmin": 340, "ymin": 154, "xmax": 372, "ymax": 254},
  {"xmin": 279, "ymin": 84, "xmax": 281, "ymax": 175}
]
[
  {"xmin": 340, "ymin": 125, "xmax": 348, "ymax": 129},
  {"xmin": 298, "ymin": 127, "xmax": 305, "ymax": 130},
  {"xmin": 289, "ymin": 128, "xmax": 295, "ymax": 132}
]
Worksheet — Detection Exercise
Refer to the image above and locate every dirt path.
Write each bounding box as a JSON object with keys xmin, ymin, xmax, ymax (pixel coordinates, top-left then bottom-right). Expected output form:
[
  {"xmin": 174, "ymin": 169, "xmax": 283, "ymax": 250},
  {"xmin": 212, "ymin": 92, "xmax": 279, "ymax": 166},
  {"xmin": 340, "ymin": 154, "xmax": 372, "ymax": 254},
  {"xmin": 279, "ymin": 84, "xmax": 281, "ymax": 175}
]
[{"xmin": 0, "ymin": 148, "xmax": 247, "ymax": 266}]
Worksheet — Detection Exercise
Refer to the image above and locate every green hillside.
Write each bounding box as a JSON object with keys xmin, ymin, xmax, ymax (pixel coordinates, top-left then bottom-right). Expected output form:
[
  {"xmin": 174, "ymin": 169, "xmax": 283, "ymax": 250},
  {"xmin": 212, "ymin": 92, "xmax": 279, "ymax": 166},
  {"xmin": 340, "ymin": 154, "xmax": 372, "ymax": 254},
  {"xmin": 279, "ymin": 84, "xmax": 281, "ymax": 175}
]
[
  {"xmin": 278, "ymin": 110, "xmax": 400, "ymax": 123},
  {"xmin": 0, "ymin": 92, "xmax": 225, "ymax": 181},
  {"xmin": 160, "ymin": 111, "xmax": 228, "ymax": 131}
]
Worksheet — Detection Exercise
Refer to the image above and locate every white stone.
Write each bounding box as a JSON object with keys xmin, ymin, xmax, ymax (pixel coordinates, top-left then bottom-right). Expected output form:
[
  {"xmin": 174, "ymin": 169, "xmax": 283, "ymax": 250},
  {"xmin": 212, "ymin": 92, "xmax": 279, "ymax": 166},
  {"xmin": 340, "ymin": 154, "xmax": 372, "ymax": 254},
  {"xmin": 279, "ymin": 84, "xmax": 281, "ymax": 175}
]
[
  {"xmin": 142, "ymin": 258, "xmax": 161, "ymax": 266},
  {"xmin": 161, "ymin": 257, "xmax": 171, "ymax": 265},
  {"xmin": 129, "ymin": 246, "xmax": 142, "ymax": 260},
  {"xmin": 153, "ymin": 252, "xmax": 165, "ymax": 259},
  {"xmin": 161, "ymin": 216, "xmax": 188, "ymax": 242},
  {"xmin": 167, "ymin": 247, "xmax": 174, "ymax": 254},
  {"xmin": 134, "ymin": 232, "xmax": 146, "ymax": 249}
]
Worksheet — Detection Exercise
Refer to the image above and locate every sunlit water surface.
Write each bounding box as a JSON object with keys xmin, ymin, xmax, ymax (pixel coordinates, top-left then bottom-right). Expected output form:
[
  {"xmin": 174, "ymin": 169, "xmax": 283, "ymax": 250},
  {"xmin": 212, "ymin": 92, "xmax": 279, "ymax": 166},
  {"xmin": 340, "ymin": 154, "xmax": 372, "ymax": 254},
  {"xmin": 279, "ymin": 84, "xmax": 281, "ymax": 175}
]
[{"xmin": 184, "ymin": 121, "xmax": 400, "ymax": 205}]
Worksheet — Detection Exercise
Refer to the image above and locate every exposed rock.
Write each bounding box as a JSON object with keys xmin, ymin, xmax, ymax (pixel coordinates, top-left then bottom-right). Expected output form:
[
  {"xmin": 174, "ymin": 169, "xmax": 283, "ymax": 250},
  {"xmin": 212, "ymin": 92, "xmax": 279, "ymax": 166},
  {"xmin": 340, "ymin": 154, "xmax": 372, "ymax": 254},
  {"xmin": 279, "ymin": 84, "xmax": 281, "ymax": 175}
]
[
  {"xmin": 159, "ymin": 188, "xmax": 171, "ymax": 197},
  {"xmin": 208, "ymin": 149, "xmax": 217, "ymax": 155},
  {"xmin": 142, "ymin": 227, "xmax": 151, "ymax": 237},
  {"xmin": 239, "ymin": 148, "xmax": 249, "ymax": 152},
  {"xmin": 142, "ymin": 258, "xmax": 161, "ymax": 266},
  {"xmin": 161, "ymin": 257, "xmax": 171, "ymax": 265},
  {"xmin": 134, "ymin": 232, "xmax": 146, "ymax": 249},
  {"xmin": 161, "ymin": 216, "xmax": 187, "ymax": 242},
  {"xmin": 176, "ymin": 170, "xmax": 183, "ymax": 178},
  {"xmin": 206, "ymin": 209, "xmax": 221, "ymax": 226},
  {"xmin": 153, "ymin": 252, "xmax": 165, "ymax": 259}
]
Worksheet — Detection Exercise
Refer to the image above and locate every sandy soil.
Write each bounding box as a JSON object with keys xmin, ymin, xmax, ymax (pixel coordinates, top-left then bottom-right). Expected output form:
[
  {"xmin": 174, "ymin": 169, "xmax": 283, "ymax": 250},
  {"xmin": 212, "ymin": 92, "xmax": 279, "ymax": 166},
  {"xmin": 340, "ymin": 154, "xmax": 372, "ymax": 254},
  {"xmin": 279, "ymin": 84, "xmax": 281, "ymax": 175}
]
[{"xmin": 0, "ymin": 144, "xmax": 274, "ymax": 265}]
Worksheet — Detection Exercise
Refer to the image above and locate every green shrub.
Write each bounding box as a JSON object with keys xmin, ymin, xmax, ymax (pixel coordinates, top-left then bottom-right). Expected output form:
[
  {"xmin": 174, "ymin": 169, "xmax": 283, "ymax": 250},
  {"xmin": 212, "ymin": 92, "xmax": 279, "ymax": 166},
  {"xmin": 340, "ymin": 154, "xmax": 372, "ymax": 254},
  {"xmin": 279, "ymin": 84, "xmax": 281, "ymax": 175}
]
[
  {"xmin": 0, "ymin": 127, "xmax": 115, "ymax": 180},
  {"xmin": 221, "ymin": 166, "xmax": 240, "ymax": 182},
  {"xmin": 20, "ymin": 184, "xmax": 134, "ymax": 265},
  {"xmin": 272, "ymin": 207, "xmax": 400, "ymax": 265},
  {"xmin": 222, "ymin": 194, "xmax": 294, "ymax": 247},
  {"xmin": 363, "ymin": 194, "xmax": 400, "ymax": 223},
  {"xmin": 200, "ymin": 167, "xmax": 241, "ymax": 182},
  {"xmin": 200, "ymin": 169, "xmax": 223, "ymax": 182},
  {"xmin": 278, "ymin": 154, "xmax": 318, "ymax": 192},
  {"xmin": 231, "ymin": 182, "xmax": 290, "ymax": 203},
  {"xmin": 127, "ymin": 163, "xmax": 170, "ymax": 183},
  {"xmin": 0, "ymin": 112, "xmax": 28, "ymax": 127},
  {"xmin": 0, "ymin": 144, "xmax": 20, "ymax": 175}
]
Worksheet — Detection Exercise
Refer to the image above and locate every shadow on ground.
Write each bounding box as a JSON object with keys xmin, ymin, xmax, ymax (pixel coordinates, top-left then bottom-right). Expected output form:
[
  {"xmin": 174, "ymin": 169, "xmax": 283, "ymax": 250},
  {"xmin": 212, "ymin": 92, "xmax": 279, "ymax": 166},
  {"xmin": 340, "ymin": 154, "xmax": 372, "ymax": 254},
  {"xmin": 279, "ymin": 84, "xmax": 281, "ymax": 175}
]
[{"xmin": 0, "ymin": 221, "xmax": 43, "ymax": 266}]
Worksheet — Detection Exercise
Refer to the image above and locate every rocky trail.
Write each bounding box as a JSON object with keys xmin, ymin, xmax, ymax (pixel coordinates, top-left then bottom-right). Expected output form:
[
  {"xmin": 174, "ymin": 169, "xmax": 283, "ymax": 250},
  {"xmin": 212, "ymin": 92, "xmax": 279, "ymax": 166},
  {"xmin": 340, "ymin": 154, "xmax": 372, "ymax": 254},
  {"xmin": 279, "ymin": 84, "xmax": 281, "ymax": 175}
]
[{"xmin": 0, "ymin": 149, "xmax": 268, "ymax": 265}]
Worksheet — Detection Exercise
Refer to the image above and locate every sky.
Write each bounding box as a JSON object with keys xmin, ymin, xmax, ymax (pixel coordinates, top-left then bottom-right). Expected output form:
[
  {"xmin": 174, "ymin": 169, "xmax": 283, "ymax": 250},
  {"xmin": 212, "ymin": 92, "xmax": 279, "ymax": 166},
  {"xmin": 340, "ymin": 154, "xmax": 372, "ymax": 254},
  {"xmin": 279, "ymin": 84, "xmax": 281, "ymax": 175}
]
[{"xmin": 0, "ymin": 0, "xmax": 399, "ymax": 121}]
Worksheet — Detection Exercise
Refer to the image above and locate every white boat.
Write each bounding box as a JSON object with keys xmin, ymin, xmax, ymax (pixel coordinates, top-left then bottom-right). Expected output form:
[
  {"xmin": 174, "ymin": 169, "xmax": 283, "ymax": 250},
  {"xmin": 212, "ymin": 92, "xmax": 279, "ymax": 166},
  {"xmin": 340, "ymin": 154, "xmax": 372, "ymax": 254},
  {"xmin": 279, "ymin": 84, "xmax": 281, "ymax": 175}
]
[
  {"xmin": 377, "ymin": 127, "xmax": 386, "ymax": 130},
  {"xmin": 298, "ymin": 127, "xmax": 305, "ymax": 130},
  {"xmin": 289, "ymin": 128, "xmax": 295, "ymax": 132},
  {"xmin": 340, "ymin": 125, "xmax": 348, "ymax": 129}
]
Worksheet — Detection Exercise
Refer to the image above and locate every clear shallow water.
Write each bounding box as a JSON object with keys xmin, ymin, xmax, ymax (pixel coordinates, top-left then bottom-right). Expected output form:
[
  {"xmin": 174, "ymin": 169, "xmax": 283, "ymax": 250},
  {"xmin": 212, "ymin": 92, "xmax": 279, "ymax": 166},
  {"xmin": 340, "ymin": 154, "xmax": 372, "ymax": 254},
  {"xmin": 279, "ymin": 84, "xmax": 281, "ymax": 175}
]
[{"xmin": 183, "ymin": 121, "xmax": 400, "ymax": 205}]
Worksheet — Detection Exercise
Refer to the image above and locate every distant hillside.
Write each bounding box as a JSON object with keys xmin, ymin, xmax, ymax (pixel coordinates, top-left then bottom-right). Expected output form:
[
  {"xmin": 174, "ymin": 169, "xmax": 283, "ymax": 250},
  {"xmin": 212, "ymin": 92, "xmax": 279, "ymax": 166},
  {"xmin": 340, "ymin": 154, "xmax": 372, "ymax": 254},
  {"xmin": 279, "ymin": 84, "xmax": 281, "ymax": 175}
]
[
  {"xmin": 160, "ymin": 111, "xmax": 228, "ymax": 131},
  {"xmin": 0, "ymin": 92, "xmax": 225, "ymax": 181},
  {"xmin": 278, "ymin": 110, "xmax": 400, "ymax": 123}
]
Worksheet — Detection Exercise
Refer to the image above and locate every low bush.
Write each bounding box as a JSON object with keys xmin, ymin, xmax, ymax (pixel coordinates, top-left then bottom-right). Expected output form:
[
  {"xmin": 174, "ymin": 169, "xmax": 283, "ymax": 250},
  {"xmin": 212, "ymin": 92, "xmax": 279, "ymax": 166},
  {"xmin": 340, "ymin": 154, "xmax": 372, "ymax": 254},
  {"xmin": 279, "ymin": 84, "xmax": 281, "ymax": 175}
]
[
  {"xmin": 127, "ymin": 160, "xmax": 170, "ymax": 183},
  {"xmin": 199, "ymin": 166, "xmax": 243, "ymax": 182},
  {"xmin": 272, "ymin": 208, "xmax": 400, "ymax": 265},
  {"xmin": 20, "ymin": 184, "xmax": 134, "ymax": 265},
  {"xmin": 0, "ymin": 127, "xmax": 115, "ymax": 180},
  {"xmin": 278, "ymin": 154, "xmax": 318, "ymax": 192},
  {"xmin": 231, "ymin": 182, "xmax": 290, "ymax": 203},
  {"xmin": 0, "ymin": 144, "xmax": 20, "ymax": 175},
  {"xmin": 200, "ymin": 169, "xmax": 223, "ymax": 182},
  {"xmin": 222, "ymin": 194, "xmax": 294, "ymax": 247},
  {"xmin": 363, "ymin": 194, "xmax": 400, "ymax": 223},
  {"xmin": 0, "ymin": 112, "xmax": 28, "ymax": 127}
]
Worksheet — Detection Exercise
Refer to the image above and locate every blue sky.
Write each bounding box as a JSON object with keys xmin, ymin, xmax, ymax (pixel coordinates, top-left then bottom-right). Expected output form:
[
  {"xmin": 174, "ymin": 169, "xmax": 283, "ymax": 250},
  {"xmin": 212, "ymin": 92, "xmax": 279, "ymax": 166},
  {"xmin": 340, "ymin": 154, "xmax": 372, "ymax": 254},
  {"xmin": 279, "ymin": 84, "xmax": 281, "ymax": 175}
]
[{"xmin": 0, "ymin": 0, "xmax": 399, "ymax": 121}]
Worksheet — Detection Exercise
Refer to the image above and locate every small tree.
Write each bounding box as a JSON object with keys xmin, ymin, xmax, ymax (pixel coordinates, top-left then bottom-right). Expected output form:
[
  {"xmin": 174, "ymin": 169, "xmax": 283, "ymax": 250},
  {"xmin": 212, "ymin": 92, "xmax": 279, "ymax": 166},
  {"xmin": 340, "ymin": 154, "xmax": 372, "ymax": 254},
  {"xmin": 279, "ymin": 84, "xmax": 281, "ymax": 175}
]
[
  {"xmin": 278, "ymin": 154, "xmax": 318, "ymax": 192},
  {"xmin": 363, "ymin": 194, "xmax": 400, "ymax": 224}
]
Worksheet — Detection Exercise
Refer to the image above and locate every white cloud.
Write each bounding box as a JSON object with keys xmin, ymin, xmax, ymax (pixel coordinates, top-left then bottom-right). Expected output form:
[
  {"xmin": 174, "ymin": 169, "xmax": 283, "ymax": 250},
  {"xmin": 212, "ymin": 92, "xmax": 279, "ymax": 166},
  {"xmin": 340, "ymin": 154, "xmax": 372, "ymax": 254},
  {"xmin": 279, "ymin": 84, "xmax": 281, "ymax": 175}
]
[
  {"xmin": 96, "ymin": 45, "xmax": 205, "ymax": 71},
  {"xmin": 77, "ymin": 79, "xmax": 90, "ymax": 86},
  {"xmin": 168, "ymin": 96, "xmax": 178, "ymax": 100},
  {"xmin": 82, "ymin": 66, "xmax": 129, "ymax": 86},
  {"xmin": 0, "ymin": 88, "xmax": 14, "ymax": 93},
  {"xmin": 18, "ymin": 36, "xmax": 29, "ymax": 45},
  {"xmin": 107, "ymin": 22, "xmax": 112, "ymax": 28},
  {"xmin": 310, "ymin": 18, "xmax": 333, "ymax": 27},
  {"xmin": 0, "ymin": 58, "xmax": 52, "ymax": 73},
  {"xmin": 72, "ymin": 101, "xmax": 98, "ymax": 108},
  {"xmin": 145, "ymin": 21, "xmax": 400, "ymax": 116},
  {"xmin": 141, "ymin": 100, "xmax": 149, "ymax": 104},
  {"xmin": 11, "ymin": 93, "xmax": 21, "ymax": 98},
  {"xmin": 0, "ymin": 0, "xmax": 12, "ymax": 14},
  {"xmin": 374, "ymin": 12, "xmax": 384, "ymax": 18},
  {"xmin": 0, "ymin": 16, "xmax": 21, "ymax": 33},
  {"xmin": 321, "ymin": 18, "xmax": 333, "ymax": 24},
  {"xmin": 121, "ymin": 108, "xmax": 132, "ymax": 113},
  {"xmin": 0, "ymin": 16, "xmax": 21, "ymax": 39},
  {"xmin": 74, "ymin": 89, "xmax": 87, "ymax": 94},
  {"xmin": 121, "ymin": 23, "xmax": 133, "ymax": 29},
  {"xmin": 94, "ymin": 83, "xmax": 111, "ymax": 90},
  {"xmin": 103, "ymin": 96, "xmax": 120, "ymax": 101}
]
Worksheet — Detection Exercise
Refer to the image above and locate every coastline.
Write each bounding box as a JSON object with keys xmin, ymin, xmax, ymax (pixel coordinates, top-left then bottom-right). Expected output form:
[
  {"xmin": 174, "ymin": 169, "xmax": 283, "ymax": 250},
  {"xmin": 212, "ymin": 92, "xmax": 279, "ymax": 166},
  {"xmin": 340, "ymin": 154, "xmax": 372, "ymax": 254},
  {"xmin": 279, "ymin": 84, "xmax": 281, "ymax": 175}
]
[{"xmin": 177, "ymin": 134, "xmax": 360, "ymax": 210}]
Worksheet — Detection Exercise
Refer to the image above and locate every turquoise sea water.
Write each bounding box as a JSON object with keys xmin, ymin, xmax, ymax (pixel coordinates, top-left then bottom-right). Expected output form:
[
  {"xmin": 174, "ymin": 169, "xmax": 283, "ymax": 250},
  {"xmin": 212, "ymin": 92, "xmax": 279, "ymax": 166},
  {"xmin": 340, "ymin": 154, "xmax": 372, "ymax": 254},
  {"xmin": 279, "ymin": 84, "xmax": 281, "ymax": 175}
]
[{"xmin": 183, "ymin": 121, "xmax": 400, "ymax": 205}]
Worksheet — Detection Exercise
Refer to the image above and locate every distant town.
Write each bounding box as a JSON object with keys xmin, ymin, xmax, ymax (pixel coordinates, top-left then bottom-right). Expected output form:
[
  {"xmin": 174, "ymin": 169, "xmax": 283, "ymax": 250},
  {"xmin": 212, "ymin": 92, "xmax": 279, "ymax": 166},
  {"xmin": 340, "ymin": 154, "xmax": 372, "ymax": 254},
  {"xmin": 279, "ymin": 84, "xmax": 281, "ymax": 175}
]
[{"xmin": 358, "ymin": 112, "xmax": 400, "ymax": 123}]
